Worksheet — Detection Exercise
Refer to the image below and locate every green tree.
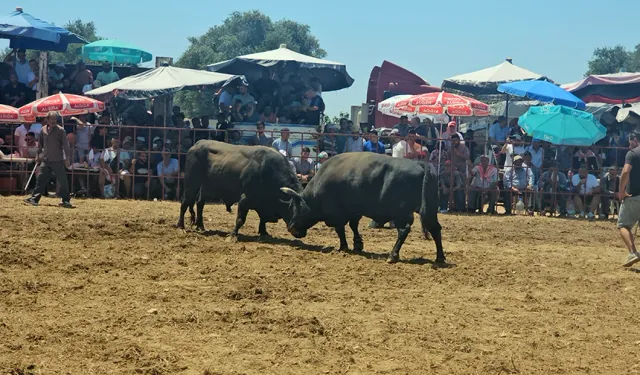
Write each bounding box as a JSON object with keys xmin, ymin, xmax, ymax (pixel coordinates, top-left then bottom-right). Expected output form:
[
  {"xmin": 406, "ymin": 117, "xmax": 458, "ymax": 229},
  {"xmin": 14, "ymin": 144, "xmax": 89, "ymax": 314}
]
[
  {"xmin": 625, "ymin": 44, "xmax": 640, "ymax": 73},
  {"xmin": 175, "ymin": 10, "xmax": 325, "ymax": 117},
  {"xmin": 586, "ymin": 45, "xmax": 630, "ymax": 76},
  {"xmin": 323, "ymin": 111, "xmax": 349, "ymax": 125},
  {"xmin": 50, "ymin": 19, "xmax": 101, "ymax": 64}
]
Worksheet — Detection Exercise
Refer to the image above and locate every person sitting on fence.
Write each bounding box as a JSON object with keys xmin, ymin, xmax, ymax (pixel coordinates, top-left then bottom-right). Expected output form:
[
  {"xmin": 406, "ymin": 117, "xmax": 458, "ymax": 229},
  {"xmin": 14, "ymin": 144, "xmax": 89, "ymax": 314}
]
[
  {"xmin": 538, "ymin": 161, "xmax": 569, "ymax": 217},
  {"xmin": 468, "ymin": 154, "xmax": 498, "ymax": 214},
  {"xmin": 248, "ymin": 121, "xmax": 272, "ymax": 146},
  {"xmin": 571, "ymin": 164, "xmax": 601, "ymax": 219},
  {"xmin": 293, "ymin": 147, "xmax": 315, "ymax": 185},
  {"xmin": 439, "ymin": 160, "xmax": 466, "ymax": 213},
  {"xmin": 600, "ymin": 166, "xmax": 620, "ymax": 219},
  {"xmin": 503, "ymin": 155, "xmax": 534, "ymax": 215},
  {"xmin": 363, "ymin": 129, "xmax": 386, "ymax": 154}
]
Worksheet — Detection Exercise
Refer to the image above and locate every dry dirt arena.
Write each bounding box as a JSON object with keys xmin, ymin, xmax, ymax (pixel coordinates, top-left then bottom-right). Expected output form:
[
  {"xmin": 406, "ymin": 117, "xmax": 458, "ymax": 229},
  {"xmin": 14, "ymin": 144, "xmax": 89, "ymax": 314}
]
[{"xmin": 1, "ymin": 196, "xmax": 639, "ymax": 375}]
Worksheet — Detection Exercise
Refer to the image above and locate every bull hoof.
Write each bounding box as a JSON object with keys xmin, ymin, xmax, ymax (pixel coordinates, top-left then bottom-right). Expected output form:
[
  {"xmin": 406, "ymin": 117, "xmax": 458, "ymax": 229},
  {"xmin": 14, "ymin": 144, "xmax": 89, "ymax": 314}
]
[
  {"xmin": 353, "ymin": 242, "xmax": 364, "ymax": 252},
  {"xmin": 226, "ymin": 234, "xmax": 238, "ymax": 243},
  {"xmin": 175, "ymin": 222, "xmax": 185, "ymax": 230},
  {"xmin": 386, "ymin": 255, "xmax": 400, "ymax": 264},
  {"xmin": 258, "ymin": 233, "xmax": 272, "ymax": 242},
  {"xmin": 338, "ymin": 246, "xmax": 350, "ymax": 252},
  {"xmin": 195, "ymin": 225, "xmax": 205, "ymax": 232}
]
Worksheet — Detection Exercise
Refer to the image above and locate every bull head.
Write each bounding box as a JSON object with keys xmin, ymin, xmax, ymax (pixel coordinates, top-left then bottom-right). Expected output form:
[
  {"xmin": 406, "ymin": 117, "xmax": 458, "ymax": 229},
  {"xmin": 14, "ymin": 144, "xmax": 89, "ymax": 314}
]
[{"xmin": 279, "ymin": 187, "xmax": 310, "ymax": 238}]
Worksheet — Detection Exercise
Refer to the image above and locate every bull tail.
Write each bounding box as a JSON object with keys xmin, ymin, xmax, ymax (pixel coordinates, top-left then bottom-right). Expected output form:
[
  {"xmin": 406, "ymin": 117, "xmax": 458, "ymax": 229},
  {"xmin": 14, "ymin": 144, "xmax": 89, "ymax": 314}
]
[{"xmin": 420, "ymin": 162, "xmax": 446, "ymax": 263}]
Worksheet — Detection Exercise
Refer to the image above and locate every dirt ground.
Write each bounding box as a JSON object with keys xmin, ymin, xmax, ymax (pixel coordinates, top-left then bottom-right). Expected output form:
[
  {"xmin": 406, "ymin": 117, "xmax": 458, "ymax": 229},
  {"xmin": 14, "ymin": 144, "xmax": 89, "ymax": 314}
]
[{"xmin": 1, "ymin": 195, "xmax": 639, "ymax": 375}]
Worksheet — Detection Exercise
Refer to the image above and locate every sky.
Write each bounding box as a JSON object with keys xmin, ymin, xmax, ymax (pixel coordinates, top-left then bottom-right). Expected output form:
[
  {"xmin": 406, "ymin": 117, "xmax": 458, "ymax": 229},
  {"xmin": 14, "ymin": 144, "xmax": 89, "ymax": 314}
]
[{"xmin": 2, "ymin": 0, "xmax": 640, "ymax": 117}]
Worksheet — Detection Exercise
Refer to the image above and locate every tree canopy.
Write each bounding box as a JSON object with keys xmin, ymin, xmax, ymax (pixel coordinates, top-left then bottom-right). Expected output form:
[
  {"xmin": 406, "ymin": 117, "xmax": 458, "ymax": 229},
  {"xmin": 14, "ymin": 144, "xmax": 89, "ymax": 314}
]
[
  {"xmin": 586, "ymin": 44, "xmax": 640, "ymax": 76},
  {"xmin": 174, "ymin": 10, "xmax": 326, "ymax": 117}
]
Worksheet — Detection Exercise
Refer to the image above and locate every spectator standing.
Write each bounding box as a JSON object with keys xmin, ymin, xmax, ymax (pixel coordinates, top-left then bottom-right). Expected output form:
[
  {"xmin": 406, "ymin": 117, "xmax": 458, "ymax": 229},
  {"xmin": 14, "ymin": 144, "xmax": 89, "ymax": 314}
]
[
  {"xmin": 442, "ymin": 121, "xmax": 465, "ymax": 150},
  {"xmin": 26, "ymin": 59, "xmax": 38, "ymax": 101},
  {"xmin": 363, "ymin": 130, "xmax": 386, "ymax": 154},
  {"xmin": 82, "ymin": 80, "xmax": 102, "ymax": 94},
  {"xmin": 344, "ymin": 126, "xmax": 364, "ymax": 153},
  {"xmin": 218, "ymin": 86, "xmax": 235, "ymax": 112},
  {"xmin": 503, "ymin": 155, "xmax": 534, "ymax": 214},
  {"xmin": 489, "ymin": 116, "xmax": 509, "ymax": 145},
  {"xmin": 14, "ymin": 121, "xmax": 42, "ymax": 149},
  {"xmin": 409, "ymin": 117, "xmax": 428, "ymax": 138},
  {"xmin": 215, "ymin": 113, "xmax": 232, "ymax": 142},
  {"xmin": 248, "ymin": 121, "xmax": 272, "ymax": 146},
  {"xmin": 468, "ymin": 154, "xmax": 498, "ymax": 214},
  {"xmin": 333, "ymin": 118, "xmax": 349, "ymax": 154},
  {"xmin": 502, "ymin": 134, "xmax": 527, "ymax": 168},
  {"xmin": 96, "ymin": 62, "xmax": 120, "ymax": 85},
  {"xmin": 156, "ymin": 150, "xmax": 180, "ymax": 200},
  {"xmin": 527, "ymin": 139, "xmax": 544, "ymax": 178},
  {"xmin": 126, "ymin": 151, "xmax": 152, "ymax": 199},
  {"xmin": 390, "ymin": 129, "xmax": 408, "ymax": 158},
  {"xmin": 24, "ymin": 112, "xmax": 72, "ymax": 208},
  {"xmin": 617, "ymin": 132, "xmax": 640, "ymax": 267},
  {"xmin": 69, "ymin": 115, "xmax": 92, "ymax": 163},
  {"xmin": 600, "ymin": 166, "xmax": 620, "ymax": 219},
  {"xmin": 69, "ymin": 60, "xmax": 93, "ymax": 92},
  {"xmin": 571, "ymin": 165, "xmax": 600, "ymax": 219},
  {"xmin": 303, "ymin": 88, "xmax": 324, "ymax": 126},
  {"xmin": 393, "ymin": 115, "xmax": 410, "ymax": 137},
  {"xmin": 538, "ymin": 161, "xmax": 569, "ymax": 217},
  {"xmin": 6, "ymin": 49, "xmax": 32, "ymax": 85},
  {"xmin": 232, "ymin": 84, "xmax": 256, "ymax": 106},
  {"xmin": 272, "ymin": 128, "xmax": 293, "ymax": 155},
  {"xmin": 448, "ymin": 133, "xmax": 470, "ymax": 173},
  {"xmin": 423, "ymin": 118, "xmax": 440, "ymax": 152}
]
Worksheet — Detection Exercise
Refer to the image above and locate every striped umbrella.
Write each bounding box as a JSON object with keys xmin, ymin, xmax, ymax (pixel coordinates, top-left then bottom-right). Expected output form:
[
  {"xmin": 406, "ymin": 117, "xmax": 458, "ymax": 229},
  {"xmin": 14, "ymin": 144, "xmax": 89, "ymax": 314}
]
[
  {"xmin": 18, "ymin": 93, "xmax": 105, "ymax": 117},
  {"xmin": 0, "ymin": 104, "xmax": 35, "ymax": 123}
]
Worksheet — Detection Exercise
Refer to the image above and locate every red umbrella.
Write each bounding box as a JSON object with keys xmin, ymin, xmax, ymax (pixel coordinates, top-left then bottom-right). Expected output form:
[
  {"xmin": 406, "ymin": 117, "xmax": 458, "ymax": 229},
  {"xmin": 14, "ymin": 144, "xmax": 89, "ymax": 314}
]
[
  {"xmin": 391, "ymin": 91, "xmax": 490, "ymax": 117},
  {"xmin": 0, "ymin": 104, "xmax": 35, "ymax": 123},
  {"xmin": 18, "ymin": 93, "xmax": 105, "ymax": 118}
]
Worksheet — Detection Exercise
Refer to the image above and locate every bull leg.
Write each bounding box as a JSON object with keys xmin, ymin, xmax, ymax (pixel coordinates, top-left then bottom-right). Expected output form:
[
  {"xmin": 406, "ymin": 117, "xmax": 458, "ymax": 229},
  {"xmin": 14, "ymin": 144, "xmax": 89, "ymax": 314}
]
[
  {"xmin": 335, "ymin": 225, "xmax": 349, "ymax": 251},
  {"xmin": 228, "ymin": 195, "xmax": 250, "ymax": 242},
  {"xmin": 257, "ymin": 215, "xmax": 272, "ymax": 241},
  {"xmin": 195, "ymin": 199, "xmax": 206, "ymax": 231},
  {"xmin": 387, "ymin": 223, "xmax": 412, "ymax": 264},
  {"xmin": 349, "ymin": 218, "xmax": 364, "ymax": 252},
  {"xmin": 426, "ymin": 220, "xmax": 445, "ymax": 264},
  {"xmin": 189, "ymin": 203, "xmax": 196, "ymax": 226},
  {"xmin": 177, "ymin": 186, "xmax": 199, "ymax": 229}
]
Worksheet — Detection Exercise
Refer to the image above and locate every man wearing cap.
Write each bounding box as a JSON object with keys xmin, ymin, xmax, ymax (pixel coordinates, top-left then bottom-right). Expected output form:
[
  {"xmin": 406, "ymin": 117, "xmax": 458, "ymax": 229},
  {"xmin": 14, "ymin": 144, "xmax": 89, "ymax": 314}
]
[
  {"xmin": 315, "ymin": 151, "xmax": 329, "ymax": 172},
  {"xmin": 272, "ymin": 128, "xmax": 293, "ymax": 155},
  {"xmin": 617, "ymin": 132, "xmax": 640, "ymax": 266},
  {"xmin": 469, "ymin": 154, "xmax": 498, "ymax": 214},
  {"xmin": 393, "ymin": 115, "xmax": 410, "ymax": 137},
  {"xmin": 96, "ymin": 62, "xmax": 120, "ymax": 85},
  {"xmin": 24, "ymin": 112, "xmax": 72, "ymax": 208},
  {"xmin": 503, "ymin": 155, "xmax": 534, "ymax": 214},
  {"xmin": 343, "ymin": 125, "xmax": 364, "ymax": 153},
  {"xmin": 442, "ymin": 121, "xmax": 465, "ymax": 150},
  {"xmin": 49, "ymin": 62, "xmax": 66, "ymax": 90},
  {"xmin": 232, "ymin": 84, "xmax": 255, "ymax": 107},
  {"xmin": 363, "ymin": 129, "xmax": 386, "ymax": 154}
]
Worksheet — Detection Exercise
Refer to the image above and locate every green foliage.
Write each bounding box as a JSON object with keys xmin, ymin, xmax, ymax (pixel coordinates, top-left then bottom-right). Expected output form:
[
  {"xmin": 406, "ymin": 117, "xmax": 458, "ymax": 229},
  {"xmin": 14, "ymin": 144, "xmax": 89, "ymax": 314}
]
[
  {"xmin": 322, "ymin": 111, "xmax": 349, "ymax": 125},
  {"xmin": 174, "ymin": 10, "xmax": 325, "ymax": 117},
  {"xmin": 585, "ymin": 44, "xmax": 640, "ymax": 76},
  {"xmin": 50, "ymin": 19, "xmax": 101, "ymax": 64}
]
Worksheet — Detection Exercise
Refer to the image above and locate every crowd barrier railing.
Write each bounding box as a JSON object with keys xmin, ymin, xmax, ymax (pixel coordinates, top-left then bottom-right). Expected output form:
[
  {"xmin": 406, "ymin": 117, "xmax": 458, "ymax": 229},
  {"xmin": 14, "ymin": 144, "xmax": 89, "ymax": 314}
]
[{"xmin": 0, "ymin": 123, "xmax": 631, "ymax": 219}]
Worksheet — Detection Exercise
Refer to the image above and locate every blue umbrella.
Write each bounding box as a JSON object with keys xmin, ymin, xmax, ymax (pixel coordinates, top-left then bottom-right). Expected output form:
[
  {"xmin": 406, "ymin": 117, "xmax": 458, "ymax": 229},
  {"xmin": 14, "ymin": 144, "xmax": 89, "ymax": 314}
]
[
  {"xmin": 498, "ymin": 80, "xmax": 586, "ymax": 110},
  {"xmin": 518, "ymin": 105, "xmax": 607, "ymax": 146},
  {"xmin": 0, "ymin": 7, "xmax": 87, "ymax": 52}
]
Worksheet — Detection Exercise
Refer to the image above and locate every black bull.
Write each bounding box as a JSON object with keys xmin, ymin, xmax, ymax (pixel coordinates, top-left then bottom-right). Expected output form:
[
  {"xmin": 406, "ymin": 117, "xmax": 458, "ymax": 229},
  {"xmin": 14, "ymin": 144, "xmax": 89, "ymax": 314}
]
[
  {"xmin": 176, "ymin": 140, "xmax": 303, "ymax": 239},
  {"xmin": 280, "ymin": 152, "xmax": 446, "ymax": 264}
]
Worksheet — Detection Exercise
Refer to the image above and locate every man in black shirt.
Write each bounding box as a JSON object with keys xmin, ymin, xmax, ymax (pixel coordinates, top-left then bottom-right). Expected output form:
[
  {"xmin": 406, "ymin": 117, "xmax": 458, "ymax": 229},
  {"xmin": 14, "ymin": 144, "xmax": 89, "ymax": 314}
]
[
  {"xmin": 617, "ymin": 132, "xmax": 640, "ymax": 267},
  {"xmin": 3, "ymin": 72, "xmax": 27, "ymax": 107}
]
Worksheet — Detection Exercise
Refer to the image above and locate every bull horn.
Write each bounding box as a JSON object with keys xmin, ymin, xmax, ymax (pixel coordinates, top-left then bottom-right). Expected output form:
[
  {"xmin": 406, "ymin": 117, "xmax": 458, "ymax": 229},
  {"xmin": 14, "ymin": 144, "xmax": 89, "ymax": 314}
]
[{"xmin": 280, "ymin": 187, "xmax": 298, "ymax": 196}]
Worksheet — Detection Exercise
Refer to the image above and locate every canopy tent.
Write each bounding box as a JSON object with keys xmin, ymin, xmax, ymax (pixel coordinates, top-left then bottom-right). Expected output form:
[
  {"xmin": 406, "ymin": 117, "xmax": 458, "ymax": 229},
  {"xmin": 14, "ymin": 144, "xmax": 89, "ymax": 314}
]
[
  {"xmin": 207, "ymin": 44, "xmax": 354, "ymax": 92},
  {"xmin": 81, "ymin": 39, "xmax": 153, "ymax": 65},
  {"xmin": 0, "ymin": 7, "xmax": 87, "ymax": 52},
  {"xmin": 442, "ymin": 60, "xmax": 550, "ymax": 97},
  {"xmin": 85, "ymin": 65, "xmax": 246, "ymax": 100},
  {"xmin": 497, "ymin": 80, "xmax": 586, "ymax": 109},
  {"xmin": 561, "ymin": 72, "xmax": 640, "ymax": 104}
]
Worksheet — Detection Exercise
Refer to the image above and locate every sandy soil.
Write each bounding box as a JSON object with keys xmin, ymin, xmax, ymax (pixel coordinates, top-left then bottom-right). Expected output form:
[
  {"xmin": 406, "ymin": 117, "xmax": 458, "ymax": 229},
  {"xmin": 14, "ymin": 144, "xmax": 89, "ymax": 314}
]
[{"xmin": 0, "ymin": 195, "xmax": 638, "ymax": 375}]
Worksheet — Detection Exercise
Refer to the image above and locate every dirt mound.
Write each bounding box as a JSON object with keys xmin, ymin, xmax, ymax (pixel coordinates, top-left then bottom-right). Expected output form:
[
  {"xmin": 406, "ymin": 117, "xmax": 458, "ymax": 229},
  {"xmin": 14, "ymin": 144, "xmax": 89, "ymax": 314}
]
[{"xmin": 0, "ymin": 196, "xmax": 637, "ymax": 374}]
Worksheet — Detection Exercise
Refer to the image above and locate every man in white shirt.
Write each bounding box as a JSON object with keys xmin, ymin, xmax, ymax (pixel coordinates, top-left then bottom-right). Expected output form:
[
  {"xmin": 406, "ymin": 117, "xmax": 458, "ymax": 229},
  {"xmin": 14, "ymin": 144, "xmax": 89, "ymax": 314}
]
[
  {"xmin": 572, "ymin": 165, "xmax": 601, "ymax": 219},
  {"xmin": 156, "ymin": 149, "xmax": 180, "ymax": 200},
  {"xmin": 502, "ymin": 134, "xmax": 527, "ymax": 168},
  {"xmin": 390, "ymin": 129, "xmax": 408, "ymax": 158},
  {"xmin": 14, "ymin": 122, "xmax": 42, "ymax": 148},
  {"xmin": 527, "ymin": 138, "xmax": 544, "ymax": 174}
]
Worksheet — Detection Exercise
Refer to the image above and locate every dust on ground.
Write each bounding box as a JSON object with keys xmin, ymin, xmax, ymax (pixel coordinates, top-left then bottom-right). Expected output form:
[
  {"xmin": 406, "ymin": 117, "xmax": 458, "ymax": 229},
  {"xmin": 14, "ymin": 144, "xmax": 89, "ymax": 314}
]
[{"xmin": 0, "ymin": 196, "xmax": 638, "ymax": 375}]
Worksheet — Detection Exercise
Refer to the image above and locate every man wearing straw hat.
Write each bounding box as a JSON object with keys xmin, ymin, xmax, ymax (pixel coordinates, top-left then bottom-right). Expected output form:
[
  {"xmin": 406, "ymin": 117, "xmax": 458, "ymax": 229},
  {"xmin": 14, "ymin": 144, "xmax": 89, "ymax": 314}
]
[
  {"xmin": 617, "ymin": 132, "xmax": 640, "ymax": 267},
  {"xmin": 24, "ymin": 112, "xmax": 72, "ymax": 208}
]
